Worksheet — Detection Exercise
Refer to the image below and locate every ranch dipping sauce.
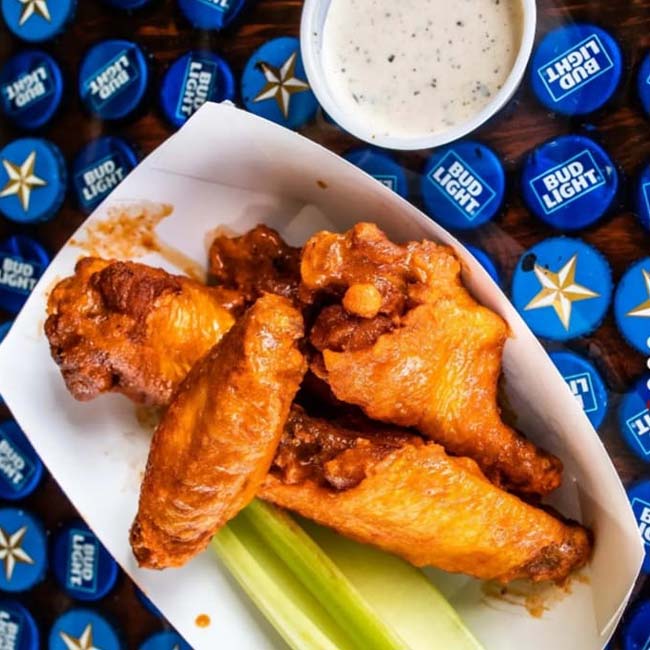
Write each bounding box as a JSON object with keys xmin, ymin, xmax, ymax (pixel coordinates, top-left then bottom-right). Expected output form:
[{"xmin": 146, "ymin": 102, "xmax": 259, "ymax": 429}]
[{"xmin": 322, "ymin": 0, "xmax": 523, "ymax": 139}]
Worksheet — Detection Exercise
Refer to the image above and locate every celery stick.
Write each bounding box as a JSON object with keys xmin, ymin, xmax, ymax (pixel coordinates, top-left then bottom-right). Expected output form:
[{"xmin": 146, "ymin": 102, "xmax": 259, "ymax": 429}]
[
  {"xmin": 241, "ymin": 500, "xmax": 410, "ymax": 650},
  {"xmin": 213, "ymin": 516, "xmax": 357, "ymax": 650},
  {"xmin": 303, "ymin": 520, "xmax": 485, "ymax": 650}
]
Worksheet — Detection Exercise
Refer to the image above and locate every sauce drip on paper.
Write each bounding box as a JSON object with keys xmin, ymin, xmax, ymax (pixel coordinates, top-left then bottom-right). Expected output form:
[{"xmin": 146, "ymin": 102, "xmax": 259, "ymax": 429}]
[{"xmin": 72, "ymin": 201, "xmax": 206, "ymax": 282}]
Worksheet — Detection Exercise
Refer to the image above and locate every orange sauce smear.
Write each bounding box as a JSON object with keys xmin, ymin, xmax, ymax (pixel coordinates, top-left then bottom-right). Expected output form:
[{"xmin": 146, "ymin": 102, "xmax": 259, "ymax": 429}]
[{"xmin": 71, "ymin": 201, "xmax": 206, "ymax": 282}]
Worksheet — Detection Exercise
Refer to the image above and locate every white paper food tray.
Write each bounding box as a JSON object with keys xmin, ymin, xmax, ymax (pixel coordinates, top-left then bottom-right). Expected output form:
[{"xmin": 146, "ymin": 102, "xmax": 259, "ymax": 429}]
[{"xmin": 0, "ymin": 102, "xmax": 643, "ymax": 650}]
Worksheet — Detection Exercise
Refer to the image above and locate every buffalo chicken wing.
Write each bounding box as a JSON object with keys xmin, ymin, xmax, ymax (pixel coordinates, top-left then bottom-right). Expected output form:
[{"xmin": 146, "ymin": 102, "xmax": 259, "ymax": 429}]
[
  {"xmin": 130, "ymin": 294, "xmax": 306, "ymax": 569},
  {"xmin": 46, "ymin": 257, "xmax": 240, "ymax": 406},
  {"xmin": 262, "ymin": 407, "xmax": 591, "ymax": 583},
  {"xmin": 301, "ymin": 224, "xmax": 562, "ymax": 498}
]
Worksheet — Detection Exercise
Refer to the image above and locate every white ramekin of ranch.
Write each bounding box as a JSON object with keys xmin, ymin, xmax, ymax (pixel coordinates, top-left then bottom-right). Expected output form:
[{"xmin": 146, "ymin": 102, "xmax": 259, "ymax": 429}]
[{"xmin": 301, "ymin": 0, "xmax": 536, "ymax": 150}]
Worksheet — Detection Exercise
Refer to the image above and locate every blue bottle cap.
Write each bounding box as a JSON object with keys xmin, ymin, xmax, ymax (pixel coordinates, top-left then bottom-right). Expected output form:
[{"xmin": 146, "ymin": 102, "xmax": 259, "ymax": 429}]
[
  {"xmin": 72, "ymin": 137, "xmax": 138, "ymax": 214},
  {"xmin": 0, "ymin": 508, "xmax": 47, "ymax": 592},
  {"xmin": 242, "ymin": 36, "xmax": 318, "ymax": 130},
  {"xmin": 1, "ymin": 0, "xmax": 75, "ymax": 42},
  {"xmin": 0, "ymin": 600, "xmax": 39, "ymax": 650},
  {"xmin": 620, "ymin": 377, "xmax": 650, "ymax": 462},
  {"xmin": 102, "ymin": 0, "xmax": 152, "ymax": 8},
  {"xmin": 178, "ymin": 0, "xmax": 248, "ymax": 30},
  {"xmin": 0, "ymin": 321, "xmax": 13, "ymax": 344},
  {"xmin": 627, "ymin": 479, "xmax": 650, "ymax": 574},
  {"xmin": 49, "ymin": 610, "xmax": 120, "ymax": 650},
  {"xmin": 421, "ymin": 141, "xmax": 505, "ymax": 230},
  {"xmin": 0, "ymin": 235, "xmax": 50, "ymax": 315},
  {"xmin": 464, "ymin": 244, "xmax": 501, "ymax": 285},
  {"xmin": 635, "ymin": 161, "xmax": 650, "ymax": 232},
  {"xmin": 521, "ymin": 135, "xmax": 618, "ymax": 230},
  {"xmin": 0, "ymin": 321, "xmax": 12, "ymax": 407},
  {"xmin": 511, "ymin": 237, "xmax": 612, "ymax": 341},
  {"xmin": 549, "ymin": 351, "xmax": 608, "ymax": 429},
  {"xmin": 623, "ymin": 599, "xmax": 650, "ymax": 650},
  {"xmin": 614, "ymin": 257, "xmax": 650, "ymax": 355},
  {"xmin": 140, "ymin": 631, "xmax": 192, "ymax": 650},
  {"xmin": 0, "ymin": 50, "xmax": 63, "ymax": 130},
  {"xmin": 135, "ymin": 586, "xmax": 164, "ymax": 618},
  {"xmin": 160, "ymin": 51, "xmax": 235, "ymax": 129},
  {"xmin": 531, "ymin": 24, "xmax": 622, "ymax": 115},
  {"xmin": 0, "ymin": 138, "xmax": 66, "ymax": 224},
  {"xmin": 343, "ymin": 148, "xmax": 408, "ymax": 199},
  {"xmin": 52, "ymin": 520, "xmax": 118, "ymax": 602},
  {"xmin": 638, "ymin": 52, "xmax": 650, "ymax": 119},
  {"xmin": 78, "ymin": 39, "xmax": 149, "ymax": 121},
  {"xmin": 0, "ymin": 420, "xmax": 43, "ymax": 501}
]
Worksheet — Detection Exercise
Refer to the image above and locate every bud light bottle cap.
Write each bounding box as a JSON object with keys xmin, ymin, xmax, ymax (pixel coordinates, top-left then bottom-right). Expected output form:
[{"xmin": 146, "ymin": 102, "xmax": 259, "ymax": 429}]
[
  {"xmin": 521, "ymin": 135, "xmax": 618, "ymax": 230},
  {"xmin": 177, "ymin": 0, "xmax": 249, "ymax": 31},
  {"xmin": 549, "ymin": 351, "xmax": 608, "ymax": 429},
  {"xmin": 160, "ymin": 51, "xmax": 235, "ymax": 129},
  {"xmin": 0, "ymin": 600, "xmax": 39, "ymax": 650},
  {"xmin": 0, "ymin": 420, "xmax": 43, "ymax": 501},
  {"xmin": 52, "ymin": 520, "xmax": 118, "ymax": 601},
  {"xmin": 0, "ymin": 235, "xmax": 50, "ymax": 315},
  {"xmin": 0, "ymin": 50, "xmax": 63, "ymax": 130},
  {"xmin": 421, "ymin": 140, "xmax": 505, "ymax": 230},
  {"xmin": 343, "ymin": 148, "xmax": 408, "ymax": 199},
  {"xmin": 78, "ymin": 39, "xmax": 149, "ymax": 121},
  {"xmin": 531, "ymin": 24, "xmax": 623, "ymax": 115},
  {"xmin": 619, "ymin": 377, "xmax": 650, "ymax": 463},
  {"xmin": 627, "ymin": 478, "xmax": 650, "ymax": 574},
  {"xmin": 72, "ymin": 137, "xmax": 138, "ymax": 214}
]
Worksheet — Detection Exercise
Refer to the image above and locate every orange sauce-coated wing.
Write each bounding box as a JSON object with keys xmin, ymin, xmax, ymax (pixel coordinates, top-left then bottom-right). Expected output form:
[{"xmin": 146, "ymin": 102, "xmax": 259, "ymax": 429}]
[
  {"xmin": 45, "ymin": 257, "xmax": 239, "ymax": 406},
  {"xmin": 130, "ymin": 294, "xmax": 306, "ymax": 569},
  {"xmin": 301, "ymin": 224, "xmax": 562, "ymax": 497},
  {"xmin": 262, "ymin": 410, "xmax": 590, "ymax": 583}
]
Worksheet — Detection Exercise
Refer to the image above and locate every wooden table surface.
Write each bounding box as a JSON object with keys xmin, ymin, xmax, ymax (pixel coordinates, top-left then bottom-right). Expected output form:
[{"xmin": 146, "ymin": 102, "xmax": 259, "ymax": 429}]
[{"xmin": 1, "ymin": 0, "xmax": 649, "ymax": 646}]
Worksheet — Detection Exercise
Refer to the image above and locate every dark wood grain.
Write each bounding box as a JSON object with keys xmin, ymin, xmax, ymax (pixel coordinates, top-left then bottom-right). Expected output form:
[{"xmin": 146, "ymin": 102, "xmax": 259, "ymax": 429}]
[{"xmin": 1, "ymin": 0, "xmax": 649, "ymax": 644}]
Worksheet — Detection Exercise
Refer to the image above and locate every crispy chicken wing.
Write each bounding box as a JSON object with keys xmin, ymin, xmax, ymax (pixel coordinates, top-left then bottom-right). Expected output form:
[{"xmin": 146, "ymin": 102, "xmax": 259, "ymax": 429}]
[
  {"xmin": 301, "ymin": 223, "xmax": 562, "ymax": 497},
  {"xmin": 209, "ymin": 225, "xmax": 301, "ymax": 304},
  {"xmin": 130, "ymin": 294, "xmax": 306, "ymax": 569},
  {"xmin": 45, "ymin": 257, "xmax": 240, "ymax": 406},
  {"xmin": 262, "ymin": 407, "xmax": 591, "ymax": 583}
]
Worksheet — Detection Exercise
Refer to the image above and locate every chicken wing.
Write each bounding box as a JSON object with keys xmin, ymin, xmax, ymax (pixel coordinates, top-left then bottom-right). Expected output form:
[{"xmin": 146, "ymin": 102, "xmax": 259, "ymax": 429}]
[
  {"xmin": 45, "ymin": 257, "xmax": 240, "ymax": 406},
  {"xmin": 209, "ymin": 224, "xmax": 301, "ymax": 304},
  {"xmin": 262, "ymin": 407, "xmax": 591, "ymax": 583},
  {"xmin": 301, "ymin": 223, "xmax": 562, "ymax": 497},
  {"xmin": 130, "ymin": 294, "xmax": 306, "ymax": 569}
]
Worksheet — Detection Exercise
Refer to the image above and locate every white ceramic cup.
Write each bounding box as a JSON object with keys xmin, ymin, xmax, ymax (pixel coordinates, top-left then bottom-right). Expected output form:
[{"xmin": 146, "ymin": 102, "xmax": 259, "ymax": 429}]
[{"xmin": 300, "ymin": 0, "xmax": 537, "ymax": 150}]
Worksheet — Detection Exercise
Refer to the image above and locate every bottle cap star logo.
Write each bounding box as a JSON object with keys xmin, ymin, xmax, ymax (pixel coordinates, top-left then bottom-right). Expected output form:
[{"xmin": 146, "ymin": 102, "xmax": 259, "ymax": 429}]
[
  {"xmin": 253, "ymin": 51, "xmax": 310, "ymax": 119},
  {"xmin": 627, "ymin": 269, "xmax": 650, "ymax": 318},
  {"xmin": 0, "ymin": 151, "xmax": 47, "ymax": 212},
  {"xmin": 60, "ymin": 623, "xmax": 103, "ymax": 650},
  {"xmin": 524, "ymin": 254, "xmax": 599, "ymax": 330},
  {"xmin": 17, "ymin": 0, "xmax": 51, "ymax": 25},
  {"xmin": 0, "ymin": 525, "xmax": 34, "ymax": 581}
]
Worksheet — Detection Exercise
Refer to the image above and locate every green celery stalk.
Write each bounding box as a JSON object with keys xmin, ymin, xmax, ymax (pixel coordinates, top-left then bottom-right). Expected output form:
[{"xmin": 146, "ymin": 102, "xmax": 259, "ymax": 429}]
[
  {"xmin": 212, "ymin": 515, "xmax": 358, "ymax": 650},
  {"xmin": 213, "ymin": 499, "xmax": 485, "ymax": 650},
  {"xmin": 240, "ymin": 499, "xmax": 409, "ymax": 650},
  {"xmin": 303, "ymin": 520, "xmax": 484, "ymax": 650}
]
